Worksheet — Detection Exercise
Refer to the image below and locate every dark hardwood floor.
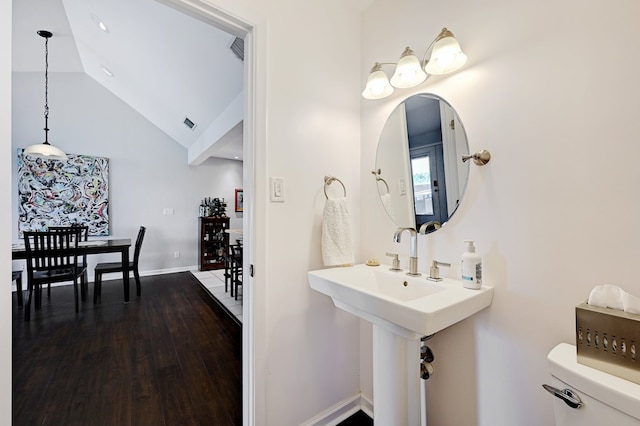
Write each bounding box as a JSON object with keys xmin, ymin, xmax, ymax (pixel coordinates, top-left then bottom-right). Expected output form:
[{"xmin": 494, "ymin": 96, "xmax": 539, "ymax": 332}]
[
  {"xmin": 12, "ymin": 272, "xmax": 242, "ymax": 426},
  {"xmin": 337, "ymin": 410, "xmax": 373, "ymax": 426}
]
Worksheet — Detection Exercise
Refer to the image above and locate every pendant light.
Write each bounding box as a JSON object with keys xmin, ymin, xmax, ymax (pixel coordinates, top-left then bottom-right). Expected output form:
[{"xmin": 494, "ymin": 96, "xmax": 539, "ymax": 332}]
[{"xmin": 24, "ymin": 30, "xmax": 68, "ymax": 161}]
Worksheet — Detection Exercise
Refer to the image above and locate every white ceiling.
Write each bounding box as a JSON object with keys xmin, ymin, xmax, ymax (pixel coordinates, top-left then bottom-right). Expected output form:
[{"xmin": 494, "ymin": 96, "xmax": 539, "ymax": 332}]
[{"xmin": 12, "ymin": 0, "xmax": 245, "ymax": 162}]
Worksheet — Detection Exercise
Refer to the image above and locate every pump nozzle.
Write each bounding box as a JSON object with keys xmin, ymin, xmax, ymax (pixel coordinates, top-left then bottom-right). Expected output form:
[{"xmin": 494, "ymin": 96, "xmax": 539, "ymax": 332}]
[{"xmin": 464, "ymin": 240, "xmax": 476, "ymax": 252}]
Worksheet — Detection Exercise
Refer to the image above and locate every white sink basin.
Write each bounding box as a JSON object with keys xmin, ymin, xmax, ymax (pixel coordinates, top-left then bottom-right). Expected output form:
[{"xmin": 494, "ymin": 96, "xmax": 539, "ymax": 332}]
[{"xmin": 308, "ymin": 263, "xmax": 493, "ymax": 338}]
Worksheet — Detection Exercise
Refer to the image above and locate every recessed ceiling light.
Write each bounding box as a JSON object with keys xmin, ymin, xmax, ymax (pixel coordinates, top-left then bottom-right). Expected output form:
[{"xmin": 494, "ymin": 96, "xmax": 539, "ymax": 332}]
[
  {"xmin": 234, "ymin": 156, "xmax": 239, "ymax": 159},
  {"xmin": 101, "ymin": 66, "xmax": 114, "ymax": 77},
  {"xmin": 90, "ymin": 13, "xmax": 110, "ymax": 33}
]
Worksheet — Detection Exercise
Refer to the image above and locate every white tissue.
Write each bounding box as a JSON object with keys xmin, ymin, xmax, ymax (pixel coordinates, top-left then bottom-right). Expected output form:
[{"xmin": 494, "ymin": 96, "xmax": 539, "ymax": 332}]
[
  {"xmin": 622, "ymin": 291, "xmax": 640, "ymax": 315},
  {"xmin": 587, "ymin": 285, "xmax": 624, "ymax": 310},
  {"xmin": 588, "ymin": 284, "xmax": 640, "ymax": 315}
]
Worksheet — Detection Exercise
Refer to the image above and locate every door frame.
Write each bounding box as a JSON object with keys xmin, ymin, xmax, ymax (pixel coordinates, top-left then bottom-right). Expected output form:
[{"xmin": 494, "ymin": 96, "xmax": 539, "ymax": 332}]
[{"xmin": 155, "ymin": 1, "xmax": 263, "ymax": 424}]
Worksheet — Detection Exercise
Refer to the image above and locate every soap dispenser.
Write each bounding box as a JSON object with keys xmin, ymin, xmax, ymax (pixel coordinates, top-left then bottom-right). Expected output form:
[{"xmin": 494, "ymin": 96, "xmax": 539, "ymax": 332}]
[{"xmin": 461, "ymin": 240, "xmax": 482, "ymax": 289}]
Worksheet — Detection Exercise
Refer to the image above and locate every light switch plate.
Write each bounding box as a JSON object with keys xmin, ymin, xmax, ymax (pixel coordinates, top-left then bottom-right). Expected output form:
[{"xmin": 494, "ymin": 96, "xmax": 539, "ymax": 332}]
[
  {"xmin": 270, "ymin": 177, "xmax": 285, "ymax": 202},
  {"xmin": 399, "ymin": 179, "xmax": 406, "ymax": 196}
]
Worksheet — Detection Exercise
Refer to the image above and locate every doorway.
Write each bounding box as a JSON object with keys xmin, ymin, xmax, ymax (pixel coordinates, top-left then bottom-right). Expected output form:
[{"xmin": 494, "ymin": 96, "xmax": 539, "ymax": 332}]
[{"xmin": 156, "ymin": 1, "xmax": 257, "ymax": 424}]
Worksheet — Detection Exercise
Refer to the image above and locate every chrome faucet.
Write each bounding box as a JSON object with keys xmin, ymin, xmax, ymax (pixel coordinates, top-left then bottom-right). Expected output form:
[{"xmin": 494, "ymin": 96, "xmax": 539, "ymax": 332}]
[
  {"xmin": 393, "ymin": 227, "xmax": 421, "ymax": 276},
  {"xmin": 419, "ymin": 221, "xmax": 441, "ymax": 235}
]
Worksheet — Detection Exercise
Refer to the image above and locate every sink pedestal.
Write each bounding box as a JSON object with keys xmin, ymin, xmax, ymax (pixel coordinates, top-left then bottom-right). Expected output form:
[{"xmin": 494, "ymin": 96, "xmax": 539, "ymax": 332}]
[{"xmin": 373, "ymin": 324, "xmax": 422, "ymax": 425}]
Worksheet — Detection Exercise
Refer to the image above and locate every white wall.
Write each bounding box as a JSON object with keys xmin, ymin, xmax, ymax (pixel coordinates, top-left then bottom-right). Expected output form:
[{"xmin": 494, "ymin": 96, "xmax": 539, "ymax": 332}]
[
  {"xmin": 362, "ymin": 1, "xmax": 640, "ymax": 425},
  {"xmin": 246, "ymin": 1, "xmax": 364, "ymax": 424},
  {"xmin": 11, "ymin": 72, "xmax": 243, "ymax": 278}
]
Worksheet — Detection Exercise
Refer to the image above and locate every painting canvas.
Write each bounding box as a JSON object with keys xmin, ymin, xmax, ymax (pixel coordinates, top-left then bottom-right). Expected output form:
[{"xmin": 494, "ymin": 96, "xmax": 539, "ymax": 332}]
[
  {"xmin": 17, "ymin": 149, "xmax": 110, "ymax": 236},
  {"xmin": 235, "ymin": 189, "xmax": 243, "ymax": 212}
]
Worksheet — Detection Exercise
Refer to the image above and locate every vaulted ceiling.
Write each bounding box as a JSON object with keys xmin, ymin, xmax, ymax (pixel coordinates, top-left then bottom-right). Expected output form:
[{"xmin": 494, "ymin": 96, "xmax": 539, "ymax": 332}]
[{"xmin": 12, "ymin": 0, "xmax": 244, "ymax": 163}]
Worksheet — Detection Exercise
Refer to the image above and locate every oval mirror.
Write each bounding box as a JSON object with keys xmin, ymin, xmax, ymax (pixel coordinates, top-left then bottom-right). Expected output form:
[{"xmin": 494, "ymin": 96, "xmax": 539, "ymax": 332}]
[{"xmin": 374, "ymin": 93, "xmax": 470, "ymax": 233}]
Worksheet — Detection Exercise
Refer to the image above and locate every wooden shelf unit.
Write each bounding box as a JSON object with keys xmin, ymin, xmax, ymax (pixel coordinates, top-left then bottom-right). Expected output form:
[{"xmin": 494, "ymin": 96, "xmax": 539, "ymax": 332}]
[{"xmin": 199, "ymin": 217, "xmax": 230, "ymax": 271}]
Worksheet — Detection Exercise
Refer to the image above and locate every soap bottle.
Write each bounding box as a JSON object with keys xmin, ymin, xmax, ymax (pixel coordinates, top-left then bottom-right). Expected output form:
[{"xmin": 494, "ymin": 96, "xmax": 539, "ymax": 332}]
[{"xmin": 461, "ymin": 240, "xmax": 482, "ymax": 289}]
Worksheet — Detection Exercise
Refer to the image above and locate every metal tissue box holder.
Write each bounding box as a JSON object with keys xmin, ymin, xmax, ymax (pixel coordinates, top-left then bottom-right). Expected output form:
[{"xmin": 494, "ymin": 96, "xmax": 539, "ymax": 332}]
[{"xmin": 576, "ymin": 302, "xmax": 639, "ymax": 384}]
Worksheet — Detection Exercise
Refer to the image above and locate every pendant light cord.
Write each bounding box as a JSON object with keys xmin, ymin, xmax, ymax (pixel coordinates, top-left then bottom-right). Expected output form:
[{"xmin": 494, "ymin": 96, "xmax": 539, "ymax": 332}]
[{"xmin": 43, "ymin": 34, "xmax": 50, "ymax": 144}]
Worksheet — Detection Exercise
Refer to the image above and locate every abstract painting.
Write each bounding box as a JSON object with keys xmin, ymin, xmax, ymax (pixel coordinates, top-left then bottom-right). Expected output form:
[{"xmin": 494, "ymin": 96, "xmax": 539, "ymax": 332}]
[{"xmin": 17, "ymin": 149, "xmax": 110, "ymax": 236}]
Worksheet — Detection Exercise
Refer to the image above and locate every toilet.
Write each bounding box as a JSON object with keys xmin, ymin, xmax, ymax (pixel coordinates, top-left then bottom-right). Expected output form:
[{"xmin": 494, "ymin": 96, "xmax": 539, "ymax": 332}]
[{"xmin": 546, "ymin": 343, "xmax": 640, "ymax": 425}]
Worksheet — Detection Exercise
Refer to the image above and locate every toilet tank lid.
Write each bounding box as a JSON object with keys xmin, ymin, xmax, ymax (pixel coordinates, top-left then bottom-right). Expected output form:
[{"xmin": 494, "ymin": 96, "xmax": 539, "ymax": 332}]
[{"xmin": 548, "ymin": 343, "xmax": 640, "ymax": 420}]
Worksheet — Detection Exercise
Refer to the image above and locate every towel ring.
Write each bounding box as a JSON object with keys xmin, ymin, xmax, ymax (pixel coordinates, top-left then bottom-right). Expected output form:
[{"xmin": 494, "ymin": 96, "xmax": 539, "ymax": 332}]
[
  {"xmin": 376, "ymin": 177, "xmax": 390, "ymax": 195},
  {"xmin": 371, "ymin": 169, "xmax": 390, "ymax": 195},
  {"xmin": 324, "ymin": 176, "xmax": 346, "ymax": 199}
]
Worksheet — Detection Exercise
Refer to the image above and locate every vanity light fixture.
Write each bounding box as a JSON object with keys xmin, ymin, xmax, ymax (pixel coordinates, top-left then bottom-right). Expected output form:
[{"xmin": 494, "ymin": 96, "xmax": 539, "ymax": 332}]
[
  {"xmin": 362, "ymin": 27, "xmax": 467, "ymax": 100},
  {"xmin": 23, "ymin": 30, "xmax": 68, "ymax": 161}
]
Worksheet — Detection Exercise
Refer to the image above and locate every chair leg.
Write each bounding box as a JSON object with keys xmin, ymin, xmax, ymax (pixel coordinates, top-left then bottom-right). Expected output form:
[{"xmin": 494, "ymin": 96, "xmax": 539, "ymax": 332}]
[
  {"xmin": 36, "ymin": 284, "xmax": 42, "ymax": 308},
  {"xmin": 235, "ymin": 275, "xmax": 242, "ymax": 300},
  {"xmin": 134, "ymin": 269, "xmax": 141, "ymax": 297},
  {"xmin": 16, "ymin": 275, "xmax": 23, "ymax": 308},
  {"xmin": 73, "ymin": 278, "xmax": 79, "ymax": 313},
  {"xmin": 94, "ymin": 271, "xmax": 101, "ymax": 304},
  {"xmin": 230, "ymin": 267, "xmax": 235, "ymax": 297},
  {"xmin": 47, "ymin": 282, "xmax": 51, "ymax": 299},
  {"xmin": 80, "ymin": 270, "xmax": 88, "ymax": 301},
  {"xmin": 224, "ymin": 256, "xmax": 230, "ymax": 292},
  {"xmin": 24, "ymin": 283, "xmax": 33, "ymax": 321}
]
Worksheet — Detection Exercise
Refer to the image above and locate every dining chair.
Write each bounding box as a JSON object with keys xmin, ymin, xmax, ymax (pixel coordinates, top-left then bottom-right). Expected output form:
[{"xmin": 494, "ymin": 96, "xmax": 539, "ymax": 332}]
[
  {"xmin": 230, "ymin": 243, "xmax": 242, "ymax": 300},
  {"xmin": 12, "ymin": 270, "xmax": 23, "ymax": 307},
  {"xmin": 49, "ymin": 225, "xmax": 89, "ymax": 299},
  {"xmin": 23, "ymin": 229, "xmax": 87, "ymax": 321},
  {"xmin": 93, "ymin": 226, "xmax": 146, "ymax": 303}
]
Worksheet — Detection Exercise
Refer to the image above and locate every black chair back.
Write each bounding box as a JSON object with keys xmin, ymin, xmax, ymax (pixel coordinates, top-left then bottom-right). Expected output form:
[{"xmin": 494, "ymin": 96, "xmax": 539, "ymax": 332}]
[
  {"xmin": 133, "ymin": 226, "xmax": 146, "ymax": 267},
  {"xmin": 48, "ymin": 225, "xmax": 89, "ymax": 240},
  {"xmin": 23, "ymin": 229, "xmax": 86, "ymax": 320},
  {"xmin": 23, "ymin": 229, "xmax": 82, "ymax": 283}
]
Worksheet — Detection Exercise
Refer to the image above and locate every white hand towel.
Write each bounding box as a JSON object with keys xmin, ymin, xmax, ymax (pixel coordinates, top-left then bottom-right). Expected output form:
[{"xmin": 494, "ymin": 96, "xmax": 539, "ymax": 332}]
[{"xmin": 321, "ymin": 197, "xmax": 354, "ymax": 267}]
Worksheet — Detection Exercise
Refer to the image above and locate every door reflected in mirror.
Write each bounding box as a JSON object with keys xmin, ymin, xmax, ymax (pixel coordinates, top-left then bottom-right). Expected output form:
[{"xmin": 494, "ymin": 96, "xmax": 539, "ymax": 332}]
[{"xmin": 375, "ymin": 93, "xmax": 470, "ymax": 233}]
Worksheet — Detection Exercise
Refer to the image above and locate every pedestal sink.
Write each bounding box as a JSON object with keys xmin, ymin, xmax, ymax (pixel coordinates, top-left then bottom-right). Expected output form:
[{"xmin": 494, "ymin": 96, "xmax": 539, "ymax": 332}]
[{"xmin": 308, "ymin": 264, "xmax": 493, "ymax": 425}]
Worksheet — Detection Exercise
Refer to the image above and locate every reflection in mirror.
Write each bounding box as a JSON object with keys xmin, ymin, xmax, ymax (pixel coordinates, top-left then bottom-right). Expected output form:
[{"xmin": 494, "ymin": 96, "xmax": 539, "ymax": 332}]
[{"xmin": 375, "ymin": 93, "xmax": 470, "ymax": 233}]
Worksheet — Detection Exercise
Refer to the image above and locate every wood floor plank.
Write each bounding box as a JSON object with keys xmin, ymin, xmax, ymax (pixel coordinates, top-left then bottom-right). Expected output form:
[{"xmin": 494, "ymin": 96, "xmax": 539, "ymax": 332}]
[{"xmin": 13, "ymin": 272, "xmax": 242, "ymax": 426}]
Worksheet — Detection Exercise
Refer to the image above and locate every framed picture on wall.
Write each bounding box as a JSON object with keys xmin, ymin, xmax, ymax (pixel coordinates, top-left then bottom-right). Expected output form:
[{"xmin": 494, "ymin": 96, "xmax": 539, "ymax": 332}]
[{"xmin": 235, "ymin": 189, "xmax": 243, "ymax": 212}]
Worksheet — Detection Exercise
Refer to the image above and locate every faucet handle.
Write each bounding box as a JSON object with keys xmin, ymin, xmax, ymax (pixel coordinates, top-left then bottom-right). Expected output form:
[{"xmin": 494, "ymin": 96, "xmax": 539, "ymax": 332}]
[
  {"xmin": 386, "ymin": 252, "xmax": 402, "ymax": 271},
  {"xmin": 427, "ymin": 260, "xmax": 451, "ymax": 282}
]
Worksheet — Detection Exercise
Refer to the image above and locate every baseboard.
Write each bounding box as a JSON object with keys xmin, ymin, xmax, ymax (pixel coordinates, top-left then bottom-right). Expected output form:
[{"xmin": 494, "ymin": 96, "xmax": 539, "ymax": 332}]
[
  {"xmin": 11, "ymin": 266, "xmax": 199, "ymax": 291},
  {"xmin": 99, "ymin": 265, "xmax": 198, "ymax": 281},
  {"xmin": 302, "ymin": 393, "xmax": 373, "ymax": 426}
]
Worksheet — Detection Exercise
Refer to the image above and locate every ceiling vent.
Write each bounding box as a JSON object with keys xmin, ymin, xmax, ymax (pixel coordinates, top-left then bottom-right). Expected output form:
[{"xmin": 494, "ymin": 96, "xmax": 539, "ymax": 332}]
[
  {"xmin": 183, "ymin": 117, "xmax": 196, "ymax": 130},
  {"xmin": 230, "ymin": 37, "xmax": 244, "ymax": 61}
]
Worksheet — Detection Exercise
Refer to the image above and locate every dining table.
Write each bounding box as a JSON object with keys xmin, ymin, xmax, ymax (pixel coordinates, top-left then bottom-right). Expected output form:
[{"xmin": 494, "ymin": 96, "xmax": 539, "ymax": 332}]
[{"xmin": 12, "ymin": 238, "xmax": 134, "ymax": 302}]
